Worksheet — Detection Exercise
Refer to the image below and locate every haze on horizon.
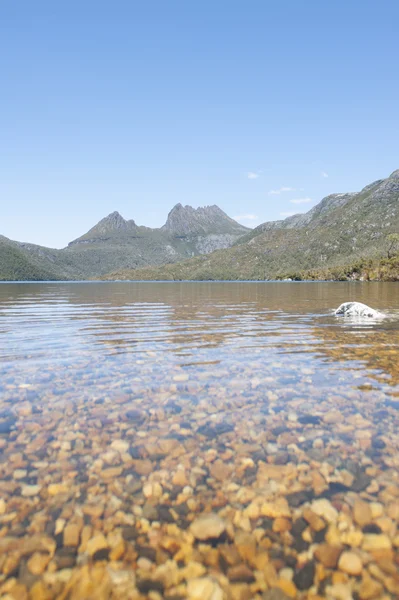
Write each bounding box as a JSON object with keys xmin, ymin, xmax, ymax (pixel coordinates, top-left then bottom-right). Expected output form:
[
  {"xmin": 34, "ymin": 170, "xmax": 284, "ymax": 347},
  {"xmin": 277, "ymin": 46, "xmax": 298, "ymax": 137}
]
[{"xmin": 1, "ymin": 0, "xmax": 398, "ymax": 249}]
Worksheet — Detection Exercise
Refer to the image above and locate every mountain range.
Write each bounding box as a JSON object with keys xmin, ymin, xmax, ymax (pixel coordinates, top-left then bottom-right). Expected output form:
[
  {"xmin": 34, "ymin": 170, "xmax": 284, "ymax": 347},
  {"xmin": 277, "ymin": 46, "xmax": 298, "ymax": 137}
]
[
  {"xmin": 0, "ymin": 205, "xmax": 249, "ymax": 280},
  {"xmin": 103, "ymin": 168, "xmax": 399, "ymax": 281},
  {"xmin": 1, "ymin": 169, "xmax": 398, "ymax": 282}
]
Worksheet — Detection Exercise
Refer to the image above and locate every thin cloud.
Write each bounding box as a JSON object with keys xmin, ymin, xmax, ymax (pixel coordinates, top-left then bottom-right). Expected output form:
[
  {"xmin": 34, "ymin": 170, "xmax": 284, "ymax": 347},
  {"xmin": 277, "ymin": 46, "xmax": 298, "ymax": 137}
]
[
  {"xmin": 269, "ymin": 186, "xmax": 295, "ymax": 195},
  {"xmin": 234, "ymin": 214, "xmax": 259, "ymax": 222},
  {"xmin": 247, "ymin": 171, "xmax": 260, "ymax": 179},
  {"xmin": 321, "ymin": 171, "xmax": 329, "ymax": 178},
  {"xmin": 290, "ymin": 197, "xmax": 312, "ymax": 205}
]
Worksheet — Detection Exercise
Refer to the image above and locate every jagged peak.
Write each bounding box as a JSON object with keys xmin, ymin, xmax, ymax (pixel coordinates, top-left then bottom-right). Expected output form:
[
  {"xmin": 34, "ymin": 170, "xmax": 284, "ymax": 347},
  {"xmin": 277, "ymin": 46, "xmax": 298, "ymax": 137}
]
[
  {"xmin": 106, "ymin": 210, "xmax": 123, "ymax": 219},
  {"xmin": 99, "ymin": 211, "xmax": 132, "ymax": 227},
  {"xmin": 167, "ymin": 203, "xmax": 224, "ymax": 215},
  {"xmin": 389, "ymin": 169, "xmax": 399, "ymax": 179},
  {"xmin": 162, "ymin": 203, "xmax": 248, "ymax": 235},
  {"xmin": 68, "ymin": 210, "xmax": 137, "ymax": 245},
  {"xmin": 86, "ymin": 210, "xmax": 137, "ymax": 233}
]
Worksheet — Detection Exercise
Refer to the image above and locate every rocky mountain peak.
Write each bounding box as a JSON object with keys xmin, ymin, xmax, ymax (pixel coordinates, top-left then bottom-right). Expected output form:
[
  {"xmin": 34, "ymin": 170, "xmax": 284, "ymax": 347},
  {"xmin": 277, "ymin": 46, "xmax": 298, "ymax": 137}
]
[
  {"xmin": 161, "ymin": 204, "xmax": 248, "ymax": 236},
  {"xmin": 68, "ymin": 211, "xmax": 137, "ymax": 245},
  {"xmin": 95, "ymin": 211, "xmax": 136, "ymax": 232}
]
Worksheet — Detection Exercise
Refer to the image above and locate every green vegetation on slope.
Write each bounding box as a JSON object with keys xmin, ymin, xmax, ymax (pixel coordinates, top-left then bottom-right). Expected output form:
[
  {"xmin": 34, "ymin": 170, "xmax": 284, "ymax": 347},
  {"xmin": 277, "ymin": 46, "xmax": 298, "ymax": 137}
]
[
  {"xmin": 102, "ymin": 169, "xmax": 399, "ymax": 282},
  {"xmin": 278, "ymin": 254, "xmax": 399, "ymax": 282},
  {"xmin": 0, "ymin": 237, "xmax": 60, "ymax": 281},
  {"xmin": 0, "ymin": 206, "xmax": 249, "ymax": 281},
  {"xmin": 2, "ymin": 169, "xmax": 398, "ymax": 282}
]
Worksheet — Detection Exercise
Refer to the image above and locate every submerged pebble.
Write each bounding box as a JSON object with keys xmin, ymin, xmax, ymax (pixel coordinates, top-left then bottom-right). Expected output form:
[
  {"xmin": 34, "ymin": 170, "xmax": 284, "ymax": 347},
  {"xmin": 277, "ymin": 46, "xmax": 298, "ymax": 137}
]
[{"xmin": 0, "ymin": 282, "xmax": 398, "ymax": 598}]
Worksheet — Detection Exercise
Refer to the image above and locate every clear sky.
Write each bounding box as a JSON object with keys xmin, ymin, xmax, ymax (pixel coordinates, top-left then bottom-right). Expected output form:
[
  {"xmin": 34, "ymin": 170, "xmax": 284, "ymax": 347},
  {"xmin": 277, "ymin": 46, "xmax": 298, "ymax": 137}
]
[{"xmin": 1, "ymin": 1, "xmax": 398, "ymax": 248}]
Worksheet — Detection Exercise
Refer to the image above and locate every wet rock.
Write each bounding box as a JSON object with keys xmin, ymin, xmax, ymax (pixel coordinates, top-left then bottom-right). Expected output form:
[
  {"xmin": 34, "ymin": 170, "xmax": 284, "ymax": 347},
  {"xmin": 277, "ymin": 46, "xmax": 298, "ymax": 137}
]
[
  {"xmin": 286, "ymin": 490, "xmax": 313, "ymax": 507},
  {"xmin": 137, "ymin": 579, "xmax": 165, "ymax": 595},
  {"xmin": 136, "ymin": 545, "xmax": 157, "ymax": 562},
  {"xmin": 165, "ymin": 401, "xmax": 182, "ymax": 414},
  {"xmin": 298, "ymin": 414, "xmax": 321, "ymax": 425},
  {"xmin": 219, "ymin": 544, "xmax": 241, "ymax": 569},
  {"xmin": 359, "ymin": 572, "xmax": 384, "ymax": 599},
  {"xmin": 186, "ymin": 577, "xmax": 223, "ymax": 600},
  {"xmin": 48, "ymin": 483, "xmax": 68, "ymax": 496},
  {"xmin": 303, "ymin": 508, "xmax": 325, "ymax": 531},
  {"xmin": 314, "ymin": 544, "xmax": 342, "ymax": 568},
  {"xmin": 291, "ymin": 517, "xmax": 307, "ymax": 537},
  {"xmin": 125, "ymin": 409, "xmax": 145, "ymax": 422},
  {"xmin": 92, "ymin": 548, "xmax": 110, "ymax": 561},
  {"xmin": 274, "ymin": 452, "xmax": 290, "ymax": 465},
  {"xmin": 338, "ymin": 551, "xmax": 362, "ymax": 576},
  {"xmin": 142, "ymin": 503, "xmax": 159, "ymax": 521},
  {"xmin": 27, "ymin": 552, "xmax": 51, "ymax": 575},
  {"xmin": 63, "ymin": 523, "xmax": 81, "ymax": 547},
  {"xmin": 86, "ymin": 534, "xmax": 108, "ymax": 556},
  {"xmin": 128, "ymin": 446, "xmax": 142, "ymax": 459},
  {"xmin": 55, "ymin": 547, "xmax": 77, "ymax": 569},
  {"xmin": 353, "ymin": 499, "xmax": 372, "ymax": 527},
  {"xmin": 335, "ymin": 302, "xmax": 383, "ymax": 318},
  {"xmin": 260, "ymin": 499, "xmax": 290, "ymax": 518},
  {"xmin": 371, "ymin": 437, "xmax": 385, "ymax": 449},
  {"xmin": 158, "ymin": 505, "xmax": 175, "ymax": 523},
  {"xmin": 262, "ymin": 590, "xmax": 291, "ymax": 600},
  {"xmin": 362, "ymin": 523, "xmax": 382, "ymax": 534},
  {"xmin": 293, "ymin": 561, "xmax": 315, "ymax": 590},
  {"xmin": 311, "ymin": 498, "xmax": 338, "ymax": 522},
  {"xmin": 271, "ymin": 426, "xmax": 287, "ymax": 436},
  {"xmin": 292, "ymin": 536, "xmax": 310, "ymax": 553},
  {"xmin": 122, "ymin": 525, "xmax": 138, "ymax": 541},
  {"xmin": 227, "ymin": 563, "xmax": 255, "ymax": 583},
  {"xmin": 110, "ymin": 439, "xmax": 129, "ymax": 453},
  {"xmin": 362, "ymin": 533, "xmax": 392, "ymax": 551},
  {"xmin": 21, "ymin": 484, "xmax": 41, "ymax": 497},
  {"xmin": 323, "ymin": 481, "xmax": 350, "ymax": 497},
  {"xmin": 197, "ymin": 423, "xmax": 234, "ymax": 438},
  {"xmin": 190, "ymin": 513, "xmax": 226, "ymax": 541},
  {"xmin": 143, "ymin": 482, "xmax": 163, "ymax": 498},
  {"xmin": 351, "ymin": 472, "xmax": 372, "ymax": 492}
]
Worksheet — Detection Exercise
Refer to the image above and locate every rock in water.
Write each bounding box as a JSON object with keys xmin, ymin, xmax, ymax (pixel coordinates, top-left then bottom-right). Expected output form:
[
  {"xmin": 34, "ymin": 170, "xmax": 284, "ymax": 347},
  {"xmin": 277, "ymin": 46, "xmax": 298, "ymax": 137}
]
[
  {"xmin": 335, "ymin": 302, "xmax": 383, "ymax": 318},
  {"xmin": 190, "ymin": 513, "xmax": 226, "ymax": 541}
]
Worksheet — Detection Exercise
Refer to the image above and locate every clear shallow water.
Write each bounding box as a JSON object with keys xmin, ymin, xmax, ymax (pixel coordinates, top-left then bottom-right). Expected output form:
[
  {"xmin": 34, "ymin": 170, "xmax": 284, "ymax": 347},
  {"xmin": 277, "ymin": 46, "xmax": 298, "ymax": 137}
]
[
  {"xmin": 1, "ymin": 282, "xmax": 399, "ymax": 399},
  {"xmin": 0, "ymin": 282, "xmax": 399, "ymax": 598}
]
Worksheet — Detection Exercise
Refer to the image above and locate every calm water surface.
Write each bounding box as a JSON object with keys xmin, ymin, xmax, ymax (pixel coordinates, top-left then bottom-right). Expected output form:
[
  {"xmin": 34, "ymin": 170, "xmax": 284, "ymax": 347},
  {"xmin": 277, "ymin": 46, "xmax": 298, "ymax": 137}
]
[
  {"xmin": 1, "ymin": 282, "xmax": 399, "ymax": 399},
  {"xmin": 0, "ymin": 282, "xmax": 399, "ymax": 598}
]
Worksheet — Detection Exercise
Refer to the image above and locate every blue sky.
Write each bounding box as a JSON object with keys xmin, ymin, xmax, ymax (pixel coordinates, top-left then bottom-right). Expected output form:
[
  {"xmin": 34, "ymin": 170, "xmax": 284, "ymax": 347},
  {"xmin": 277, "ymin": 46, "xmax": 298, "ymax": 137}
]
[{"xmin": 1, "ymin": 1, "xmax": 398, "ymax": 248}]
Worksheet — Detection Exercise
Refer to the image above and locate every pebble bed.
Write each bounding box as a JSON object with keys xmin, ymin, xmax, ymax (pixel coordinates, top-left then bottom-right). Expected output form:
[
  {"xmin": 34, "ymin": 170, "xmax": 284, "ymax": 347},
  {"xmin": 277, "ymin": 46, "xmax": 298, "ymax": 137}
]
[{"xmin": 0, "ymin": 282, "xmax": 398, "ymax": 600}]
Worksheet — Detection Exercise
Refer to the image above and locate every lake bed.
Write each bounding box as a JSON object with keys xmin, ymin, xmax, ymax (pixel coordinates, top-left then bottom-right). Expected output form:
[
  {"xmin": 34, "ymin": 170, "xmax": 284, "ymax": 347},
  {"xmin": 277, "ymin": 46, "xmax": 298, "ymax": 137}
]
[{"xmin": 0, "ymin": 282, "xmax": 399, "ymax": 599}]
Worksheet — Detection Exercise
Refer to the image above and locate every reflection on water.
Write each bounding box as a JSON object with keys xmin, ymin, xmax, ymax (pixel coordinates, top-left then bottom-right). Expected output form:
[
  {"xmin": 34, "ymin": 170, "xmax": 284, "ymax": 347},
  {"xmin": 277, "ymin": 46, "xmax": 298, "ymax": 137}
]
[
  {"xmin": 1, "ymin": 282, "xmax": 399, "ymax": 396},
  {"xmin": 0, "ymin": 282, "xmax": 399, "ymax": 598}
]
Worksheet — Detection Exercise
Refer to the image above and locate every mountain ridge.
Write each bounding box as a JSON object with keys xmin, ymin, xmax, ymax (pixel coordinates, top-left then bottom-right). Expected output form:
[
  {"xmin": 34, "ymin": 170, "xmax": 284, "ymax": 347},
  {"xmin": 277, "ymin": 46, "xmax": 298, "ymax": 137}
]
[
  {"xmin": 1, "ymin": 204, "xmax": 249, "ymax": 280},
  {"xmin": 2, "ymin": 169, "xmax": 398, "ymax": 282},
  {"xmin": 102, "ymin": 168, "xmax": 399, "ymax": 281}
]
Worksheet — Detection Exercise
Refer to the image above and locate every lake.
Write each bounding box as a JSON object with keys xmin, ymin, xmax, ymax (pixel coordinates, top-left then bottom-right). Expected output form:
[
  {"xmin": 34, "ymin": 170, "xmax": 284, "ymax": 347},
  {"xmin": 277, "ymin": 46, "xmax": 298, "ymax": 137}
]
[{"xmin": 0, "ymin": 282, "xmax": 399, "ymax": 599}]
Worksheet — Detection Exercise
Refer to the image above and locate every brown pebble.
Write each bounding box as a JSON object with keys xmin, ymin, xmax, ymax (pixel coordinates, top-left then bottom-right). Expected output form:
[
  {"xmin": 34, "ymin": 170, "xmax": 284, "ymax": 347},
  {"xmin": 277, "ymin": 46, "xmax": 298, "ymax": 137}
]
[
  {"xmin": 27, "ymin": 552, "xmax": 51, "ymax": 575},
  {"xmin": 63, "ymin": 523, "xmax": 81, "ymax": 547},
  {"xmin": 314, "ymin": 544, "xmax": 342, "ymax": 568},
  {"xmin": 227, "ymin": 563, "xmax": 256, "ymax": 583},
  {"xmin": 338, "ymin": 551, "xmax": 363, "ymax": 576},
  {"xmin": 353, "ymin": 499, "xmax": 372, "ymax": 527}
]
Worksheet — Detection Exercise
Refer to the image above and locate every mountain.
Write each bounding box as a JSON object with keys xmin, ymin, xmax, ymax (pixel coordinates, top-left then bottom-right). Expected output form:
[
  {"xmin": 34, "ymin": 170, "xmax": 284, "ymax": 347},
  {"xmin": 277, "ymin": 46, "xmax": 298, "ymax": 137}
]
[
  {"xmin": 0, "ymin": 205, "xmax": 249, "ymax": 281},
  {"xmin": 0, "ymin": 236, "xmax": 61, "ymax": 281},
  {"xmin": 161, "ymin": 204, "xmax": 247, "ymax": 236},
  {"xmin": 102, "ymin": 168, "xmax": 399, "ymax": 281},
  {"xmin": 69, "ymin": 211, "xmax": 139, "ymax": 243}
]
